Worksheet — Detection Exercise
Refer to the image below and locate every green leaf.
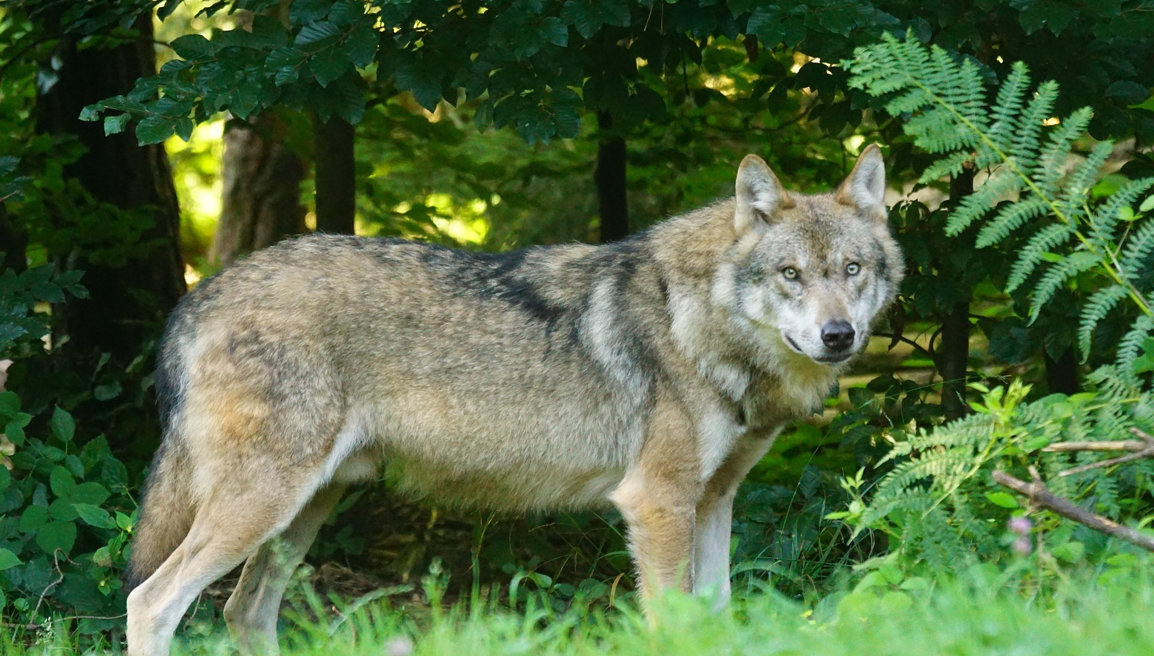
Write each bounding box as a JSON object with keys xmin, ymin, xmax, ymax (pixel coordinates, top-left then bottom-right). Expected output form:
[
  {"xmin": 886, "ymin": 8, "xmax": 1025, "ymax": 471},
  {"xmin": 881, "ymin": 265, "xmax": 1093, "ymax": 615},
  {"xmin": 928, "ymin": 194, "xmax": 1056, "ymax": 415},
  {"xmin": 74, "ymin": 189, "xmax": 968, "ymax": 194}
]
[
  {"xmin": 4, "ymin": 418, "xmax": 25, "ymax": 446},
  {"xmin": 68, "ymin": 482, "xmax": 111, "ymax": 506},
  {"xmin": 267, "ymin": 47, "xmax": 306, "ymax": 86},
  {"xmin": 30, "ymin": 280, "xmax": 64, "ymax": 303},
  {"xmin": 310, "ymin": 48, "xmax": 350, "ymax": 87},
  {"xmin": 48, "ymin": 498, "xmax": 78, "ymax": 522},
  {"xmin": 394, "ymin": 58, "xmax": 443, "ymax": 111},
  {"xmin": 985, "ymin": 491, "xmax": 1019, "ymax": 509},
  {"xmin": 74, "ymin": 503, "xmax": 115, "ymax": 529},
  {"xmin": 19, "ymin": 505, "xmax": 49, "ymax": 532},
  {"xmin": 1052, "ymin": 541, "xmax": 1084, "ymax": 563},
  {"xmin": 0, "ymin": 391, "xmax": 19, "ymax": 417},
  {"xmin": 49, "ymin": 465, "xmax": 76, "ymax": 497},
  {"xmin": 115, "ymin": 511, "xmax": 135, "ymax": 531},
  {"xmin": 540, "ymin": 16, "xmax": 568, "ymax": 48},
  {"xmin": 295, "ymin": 20, "xmax": 341, "ymax": 48},
  {"xmin": 103, "ymin": 113, "xmax": 131, "ymax": 136},
  {"xmin": 0, "ymin": 548, "xmax": 21, "ymax": 571},
  {"xmin": 50, "ymin": 406, "xmax": 75, "ymax": 442},
  {"xmin": 344, "ymin": 24, "xmax": 378, "ymax": 67},
  {"xmin": 78, "ymin": 104, "xmax": 101, "ymax": 121},
  {"xmin": 35, "ymin": 520, "xmax": 77, "ymax": 555},
  {"xmin": 1106, "ymin": 80, "xmax": 1150, "ymax": 105},
  {"xmin": 170, "ymin": 34, "xmax": 215, "ymax": 61},
  {"xmin": 93, "ymin": 382, "xmax": 122, "ymax": 401},
  {"xmin": 175, "ymin": 118, "xmax": 195, "ymax": 142},
  {"xmin": 561, "ymin": 0, "xmax": 600, "ymax": 39},
  {"xmin": 136, "ymin": 115, "xmax": 177, "ymax": 146},
  {"xmin": 158, "ymin": 0, "xmax": 183, "ymax": 20}
]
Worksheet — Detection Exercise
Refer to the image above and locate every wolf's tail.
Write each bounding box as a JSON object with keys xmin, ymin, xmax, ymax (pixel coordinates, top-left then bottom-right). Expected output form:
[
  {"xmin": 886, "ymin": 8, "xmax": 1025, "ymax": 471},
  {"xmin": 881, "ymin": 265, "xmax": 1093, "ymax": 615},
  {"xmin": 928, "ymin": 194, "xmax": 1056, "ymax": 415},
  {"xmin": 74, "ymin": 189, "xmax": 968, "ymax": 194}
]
[{"xmin": 124, "ymin": 440, "xmax": 196, "ymax": 593}]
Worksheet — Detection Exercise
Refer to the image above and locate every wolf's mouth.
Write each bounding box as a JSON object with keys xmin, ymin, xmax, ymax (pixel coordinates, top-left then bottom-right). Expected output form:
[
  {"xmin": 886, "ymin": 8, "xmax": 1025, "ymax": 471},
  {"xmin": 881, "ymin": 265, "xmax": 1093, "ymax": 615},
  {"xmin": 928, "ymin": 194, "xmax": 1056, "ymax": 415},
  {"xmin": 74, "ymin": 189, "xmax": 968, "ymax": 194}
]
[
  {"xmin": 815, "ymin": 352, "xmax": 853, "ymax": 364},
  {"xmin": 784, "ymin": 335, "xmax": 805, "ymax": 353},
  {"xmin": 785, "ymin": 334, "xmax": 854, "ymax": 365}
]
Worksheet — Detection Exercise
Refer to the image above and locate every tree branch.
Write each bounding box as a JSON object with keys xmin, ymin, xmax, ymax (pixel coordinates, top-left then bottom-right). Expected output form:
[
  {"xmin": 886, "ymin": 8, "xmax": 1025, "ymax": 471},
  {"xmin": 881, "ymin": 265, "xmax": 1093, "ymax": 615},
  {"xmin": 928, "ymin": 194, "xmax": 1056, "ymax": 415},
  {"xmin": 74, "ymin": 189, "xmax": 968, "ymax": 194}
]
[
  {"xmin": 1042, "ymin": 427, "xmax": 1154, "ymax": 477},
  {"xmin": 992, "ymin": 469, "xmax": 1154, "ymax": 553}
]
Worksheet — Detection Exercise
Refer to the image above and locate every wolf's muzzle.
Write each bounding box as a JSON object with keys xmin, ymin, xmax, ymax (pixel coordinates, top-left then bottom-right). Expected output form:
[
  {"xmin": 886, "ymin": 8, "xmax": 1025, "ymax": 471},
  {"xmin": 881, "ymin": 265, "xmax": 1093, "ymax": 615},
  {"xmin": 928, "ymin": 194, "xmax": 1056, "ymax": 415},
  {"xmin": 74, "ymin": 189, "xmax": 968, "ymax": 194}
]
[{"xmin": 820, "ymin": 320, "xmax": 855, "ymax": 352}]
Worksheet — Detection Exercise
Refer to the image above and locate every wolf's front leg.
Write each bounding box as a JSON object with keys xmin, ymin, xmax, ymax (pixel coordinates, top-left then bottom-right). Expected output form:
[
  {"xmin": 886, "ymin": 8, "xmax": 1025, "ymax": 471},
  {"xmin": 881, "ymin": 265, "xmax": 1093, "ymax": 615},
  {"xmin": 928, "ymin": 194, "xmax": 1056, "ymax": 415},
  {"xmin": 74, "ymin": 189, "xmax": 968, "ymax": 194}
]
[
  {"xmin": 610, "ymin": 394, "xmax": 702, "ymax": 613},
  {"xmin": 611, "ymin": 468, "xmax": 697, "ymax": 606},
  {"xmin": 693, "ymin": 432, "xmax": 777, "ymax": 610}
]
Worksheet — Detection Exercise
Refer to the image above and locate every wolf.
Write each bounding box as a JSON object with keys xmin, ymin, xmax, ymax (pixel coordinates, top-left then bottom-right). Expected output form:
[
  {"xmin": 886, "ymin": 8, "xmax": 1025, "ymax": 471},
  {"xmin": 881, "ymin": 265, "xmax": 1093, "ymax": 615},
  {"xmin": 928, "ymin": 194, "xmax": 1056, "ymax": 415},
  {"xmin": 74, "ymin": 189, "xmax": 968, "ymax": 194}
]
[{"xmin": 124, "ymin": 145, "xmax": 902, "ymax": 656}]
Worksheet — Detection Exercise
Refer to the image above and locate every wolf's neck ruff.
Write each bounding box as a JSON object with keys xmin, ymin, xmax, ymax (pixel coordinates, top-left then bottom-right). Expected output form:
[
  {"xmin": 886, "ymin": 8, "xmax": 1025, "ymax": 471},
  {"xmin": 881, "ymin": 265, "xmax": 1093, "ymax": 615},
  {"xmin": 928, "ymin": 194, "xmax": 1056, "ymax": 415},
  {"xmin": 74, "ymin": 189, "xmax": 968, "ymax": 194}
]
[{"xmin": 125, "ymin": 145, "xmax": 902, "ymax": 656}]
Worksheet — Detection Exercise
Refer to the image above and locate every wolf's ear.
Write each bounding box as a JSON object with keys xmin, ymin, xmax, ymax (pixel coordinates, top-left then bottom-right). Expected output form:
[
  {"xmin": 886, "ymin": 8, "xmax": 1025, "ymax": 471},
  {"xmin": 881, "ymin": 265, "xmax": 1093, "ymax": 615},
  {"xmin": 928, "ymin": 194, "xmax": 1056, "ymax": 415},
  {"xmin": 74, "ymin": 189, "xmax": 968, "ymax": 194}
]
[
  {"xmin": 836, "ymin": 144, "xmax": 887, "ymax": 221},
  {"xmin": 735, "ymin": 154, "xmax": 793, "ymax": 235}
]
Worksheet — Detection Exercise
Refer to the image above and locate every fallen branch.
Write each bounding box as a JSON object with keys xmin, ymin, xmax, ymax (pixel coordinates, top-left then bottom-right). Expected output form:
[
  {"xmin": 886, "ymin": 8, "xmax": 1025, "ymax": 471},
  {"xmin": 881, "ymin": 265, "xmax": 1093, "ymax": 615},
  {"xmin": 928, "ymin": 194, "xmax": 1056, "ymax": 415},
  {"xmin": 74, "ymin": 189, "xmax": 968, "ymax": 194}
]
[
  {"xmin": 1042, "ymin": 440, "xmax": 1146, "ymax": 453},
  {"xmin": 991, "ymin": 469, "xmax": 1154, "ymax": 553},
  {"xmin": 1042, "ymin": 427, "xmax": 1154, "ymax": 477}
]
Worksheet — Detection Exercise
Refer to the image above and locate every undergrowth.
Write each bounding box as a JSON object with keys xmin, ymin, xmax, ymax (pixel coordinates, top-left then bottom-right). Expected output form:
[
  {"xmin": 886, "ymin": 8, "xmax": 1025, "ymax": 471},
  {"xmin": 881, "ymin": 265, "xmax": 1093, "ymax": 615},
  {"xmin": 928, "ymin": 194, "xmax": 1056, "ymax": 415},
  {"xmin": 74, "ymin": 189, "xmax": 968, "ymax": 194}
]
[
  {"xmin": 9, "ymin": 563, "xmax": 1154, "ymax": 655},
  {"xmin": 840, "ymin": 33, "xmax": 1154, "ymax": 576}
]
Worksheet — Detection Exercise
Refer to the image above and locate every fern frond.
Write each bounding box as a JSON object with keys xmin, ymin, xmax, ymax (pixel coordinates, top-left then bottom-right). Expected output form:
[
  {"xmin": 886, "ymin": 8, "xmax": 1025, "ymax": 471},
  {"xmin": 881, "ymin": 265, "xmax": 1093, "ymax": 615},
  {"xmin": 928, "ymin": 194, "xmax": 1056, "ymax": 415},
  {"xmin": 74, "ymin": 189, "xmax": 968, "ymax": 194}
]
[
  {"xmin": 1054, "ymin": 141, "xmax": 1113, "ymax": 226},
  {"xmin": 1116, "ymin": 313, "xmax": 1154, "ymax": 378},
  {"xmin": 1087, "ymin": 178, "xmax": 1154, "ymax": 250},
  {"xmin": 1004, "ymin": 80, "xmax": 1057, "ymax": 170},
  {"xmin": 946, "ymin": 170, "xmax": 1023, "ymax": 235},
  {"xmin": 1085, "ymin": 364, "xmax": 1141, "ymax": 397},
  {"xmin": 979, "ymin": 62, "xmax": 1030, "ymax": 167},
  {"xmin": 1077, "ymin": 284, "xmax": 1131, "ymax": 359},
  {"xmin": 1031, "ymin": 107, "xmax": 1094, "ymax": 198},
  {"xmin": 921, "ymin": 150, "xmax": 977, "ymax": 182},
  {"xmin": 1120, "ymin": 216, "xmax": 1154, "ymax": 276},
  {"xmin": 907, "ymin": 414, "xmax": 998, "ymax": 451},
  {"xmin": 975, "ymin": 196, "xmax": 1050, "ymax": 248},
  {"xmin": 1027, "ymin": 250, "xmax": 1099, "ymax": 321},
  {"xmin": 1005, "ymin": 222, "xmax": 1077, "ymax": 292}
]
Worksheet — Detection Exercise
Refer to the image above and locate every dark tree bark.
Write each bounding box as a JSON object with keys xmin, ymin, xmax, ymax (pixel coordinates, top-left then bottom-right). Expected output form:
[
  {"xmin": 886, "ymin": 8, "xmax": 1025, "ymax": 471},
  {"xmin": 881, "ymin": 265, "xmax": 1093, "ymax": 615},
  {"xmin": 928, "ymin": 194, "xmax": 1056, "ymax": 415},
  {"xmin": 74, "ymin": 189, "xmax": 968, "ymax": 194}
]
[
  {"xmin": 1044, "ymin": 348, "xmax": 1081, "ymax": 395},
  {"xmin": 35, "ymin": 12, "xmax": 185, "ymax": 361},
  {"xmin": 211, "ymin": 114, "xmax": 306, "ymax": 267},
  {"xmin": 938, "ymin": 169, "xmax": 975, "ymax": 421},
  {"xmin": 313, "ymin": 115, "xmax": 356, "ymax": 234},
  {"xmin": 0, "ymin": 205, "xmax": 27, "ymax": 273},
  {"xmin": 595, "ymin": 111, "xmax": 629, "ymax": 243}
]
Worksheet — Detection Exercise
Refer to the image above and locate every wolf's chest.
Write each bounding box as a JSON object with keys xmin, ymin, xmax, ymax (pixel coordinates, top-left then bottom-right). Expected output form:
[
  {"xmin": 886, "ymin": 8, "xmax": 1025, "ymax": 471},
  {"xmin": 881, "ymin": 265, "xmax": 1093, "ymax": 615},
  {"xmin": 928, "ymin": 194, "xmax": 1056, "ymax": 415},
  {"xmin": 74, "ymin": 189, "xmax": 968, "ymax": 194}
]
[{"xmin": 740, "ymin": 365, "xmax": 837, "ymax": 428}]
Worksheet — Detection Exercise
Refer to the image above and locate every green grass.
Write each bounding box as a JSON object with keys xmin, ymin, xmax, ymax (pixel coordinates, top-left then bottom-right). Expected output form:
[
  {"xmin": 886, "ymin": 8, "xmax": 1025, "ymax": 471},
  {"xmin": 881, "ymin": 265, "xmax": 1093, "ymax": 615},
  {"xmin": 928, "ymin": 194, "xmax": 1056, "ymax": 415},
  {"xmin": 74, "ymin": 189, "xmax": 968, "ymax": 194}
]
[{"xmin": 17, "ymin": 565, "xmax": 1152, "ymax": 656}]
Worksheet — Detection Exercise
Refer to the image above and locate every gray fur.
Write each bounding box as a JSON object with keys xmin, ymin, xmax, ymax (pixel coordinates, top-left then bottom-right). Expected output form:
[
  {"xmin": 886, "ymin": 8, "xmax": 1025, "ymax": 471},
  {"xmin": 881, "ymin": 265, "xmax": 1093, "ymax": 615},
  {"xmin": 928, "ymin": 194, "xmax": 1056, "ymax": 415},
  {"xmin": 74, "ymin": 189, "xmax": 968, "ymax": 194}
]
[{"xmin": 125, "ymin": 145, "xmax": 903, "ymax": 656}]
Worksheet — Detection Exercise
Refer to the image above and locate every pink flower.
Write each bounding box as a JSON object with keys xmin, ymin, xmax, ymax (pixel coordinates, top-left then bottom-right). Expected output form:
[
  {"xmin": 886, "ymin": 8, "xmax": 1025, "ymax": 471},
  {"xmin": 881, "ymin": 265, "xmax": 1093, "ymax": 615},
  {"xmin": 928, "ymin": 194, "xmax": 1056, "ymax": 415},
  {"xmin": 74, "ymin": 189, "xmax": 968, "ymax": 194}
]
[
  {"xmin": 1008, "ymin": 516, "xmax": 1032, "ymax": 535},
  {"xmin": 1012, "ymin": 536, "xmax": 1032, "ymax": 556}
]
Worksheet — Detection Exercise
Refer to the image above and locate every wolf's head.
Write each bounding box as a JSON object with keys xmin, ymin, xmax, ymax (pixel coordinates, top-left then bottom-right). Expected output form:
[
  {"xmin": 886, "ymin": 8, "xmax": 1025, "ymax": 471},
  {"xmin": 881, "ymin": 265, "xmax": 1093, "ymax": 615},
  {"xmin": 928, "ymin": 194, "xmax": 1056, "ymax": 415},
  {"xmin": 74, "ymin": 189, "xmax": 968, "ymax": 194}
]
[{"xmin": 723, "ymin": 145, "xmax": 903, "ymax": 367}]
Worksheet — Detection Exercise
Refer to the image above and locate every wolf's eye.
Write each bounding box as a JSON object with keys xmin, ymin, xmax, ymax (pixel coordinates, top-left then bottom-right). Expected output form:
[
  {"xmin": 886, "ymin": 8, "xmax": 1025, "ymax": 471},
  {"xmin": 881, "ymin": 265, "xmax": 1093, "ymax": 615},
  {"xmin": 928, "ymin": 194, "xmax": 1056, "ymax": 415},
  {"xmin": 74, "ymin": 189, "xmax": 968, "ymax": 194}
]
[
  {"xmin": 846, "ymin": 262, "xmax": 861, "ymax": 276},
  {"xmin": 782, "ymin": 267, "xmax": 799, "ymax": 280}
]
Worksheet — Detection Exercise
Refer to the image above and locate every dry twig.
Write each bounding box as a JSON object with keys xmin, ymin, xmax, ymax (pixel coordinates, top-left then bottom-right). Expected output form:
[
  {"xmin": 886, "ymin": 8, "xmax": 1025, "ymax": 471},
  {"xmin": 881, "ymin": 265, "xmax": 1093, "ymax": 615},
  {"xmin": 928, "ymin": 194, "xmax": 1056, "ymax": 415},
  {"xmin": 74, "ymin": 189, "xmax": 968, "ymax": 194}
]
[
  {"xmin": 992, "ymin": 468, "xmax": 1154, "ymax": 553},
  {"xmin": 1042, "ymin": 427, "xmax": 1154, "ymax": 477}
]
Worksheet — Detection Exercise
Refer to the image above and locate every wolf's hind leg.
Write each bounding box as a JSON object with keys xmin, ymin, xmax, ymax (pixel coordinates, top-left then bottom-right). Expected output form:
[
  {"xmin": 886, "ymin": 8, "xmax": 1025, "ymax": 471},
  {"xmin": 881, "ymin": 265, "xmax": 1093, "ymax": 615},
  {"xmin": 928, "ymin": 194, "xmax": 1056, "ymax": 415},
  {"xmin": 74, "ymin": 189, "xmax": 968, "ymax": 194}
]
[
  {"xmin": 126, "ymin": 486, "xmax": 316, "ymax": 656},
  {"xmin": 223, "ymin": 483, "xmax": 347, "ymax": 655}
]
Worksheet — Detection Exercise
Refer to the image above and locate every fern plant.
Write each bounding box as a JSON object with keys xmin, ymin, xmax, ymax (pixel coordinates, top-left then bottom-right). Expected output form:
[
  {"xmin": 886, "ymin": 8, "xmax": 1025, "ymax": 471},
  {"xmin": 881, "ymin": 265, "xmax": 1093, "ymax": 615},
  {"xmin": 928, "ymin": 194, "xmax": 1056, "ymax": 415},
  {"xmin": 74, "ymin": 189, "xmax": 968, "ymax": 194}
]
[
  {"xmin": 836, "ymin": 34, "xmax": 1154, "ymax": 572},
  {"xmin": 848, "ymin": 32, "xmax": 1154, "ymax": 374}
]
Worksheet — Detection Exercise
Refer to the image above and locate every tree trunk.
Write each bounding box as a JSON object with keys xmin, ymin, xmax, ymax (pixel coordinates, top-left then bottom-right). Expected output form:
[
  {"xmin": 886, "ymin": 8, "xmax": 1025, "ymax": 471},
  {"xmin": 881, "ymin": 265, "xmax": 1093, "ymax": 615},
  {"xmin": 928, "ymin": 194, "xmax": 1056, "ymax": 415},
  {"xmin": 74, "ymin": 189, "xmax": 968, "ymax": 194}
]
[
  {"xmin": 595, "ymin": 111, "xmax": 629, "ymax": 242},
  {"xmin": 313, "ymin": 115, "xmax": 356, "ymax": 234},
  {"xmin": 0, "ymin": 205, "xmax": 27, "ymax": 273},
  {"xmin": 1044, "ymin": 348, "xmax": 1081, "ymax": 395},
  {"xmin": 939, "ymin": 169, "xmax": 975, "ymax": 421},
  {"xmin": 35, "ymin": 12, "xmax": 185, "ymax": 361},
  {"xmin": 212, "ymin": 114, "xmax": 306, "ymax": 266}
]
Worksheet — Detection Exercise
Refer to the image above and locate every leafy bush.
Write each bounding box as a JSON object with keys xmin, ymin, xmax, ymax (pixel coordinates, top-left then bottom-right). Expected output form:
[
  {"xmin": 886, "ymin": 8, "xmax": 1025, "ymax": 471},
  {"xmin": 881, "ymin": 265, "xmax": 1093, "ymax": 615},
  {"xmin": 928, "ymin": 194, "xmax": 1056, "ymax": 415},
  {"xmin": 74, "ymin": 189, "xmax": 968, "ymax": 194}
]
[
  {"xmin": 0, "ymin": 264, "xmax": 136, "ymax": 642},
  {"xmin": 837, "ymin": 33, "xmax": 1154, "ymax": 575}
]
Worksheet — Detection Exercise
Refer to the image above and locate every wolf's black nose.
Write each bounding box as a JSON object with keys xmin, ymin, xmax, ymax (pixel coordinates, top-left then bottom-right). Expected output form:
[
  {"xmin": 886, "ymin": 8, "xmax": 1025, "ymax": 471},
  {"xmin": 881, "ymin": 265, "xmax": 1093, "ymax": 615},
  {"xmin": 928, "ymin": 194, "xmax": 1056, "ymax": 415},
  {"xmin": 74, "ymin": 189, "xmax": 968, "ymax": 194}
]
[{"xmin": 821, "ymin": 320, "xmax": 855, "ymax": 351}]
